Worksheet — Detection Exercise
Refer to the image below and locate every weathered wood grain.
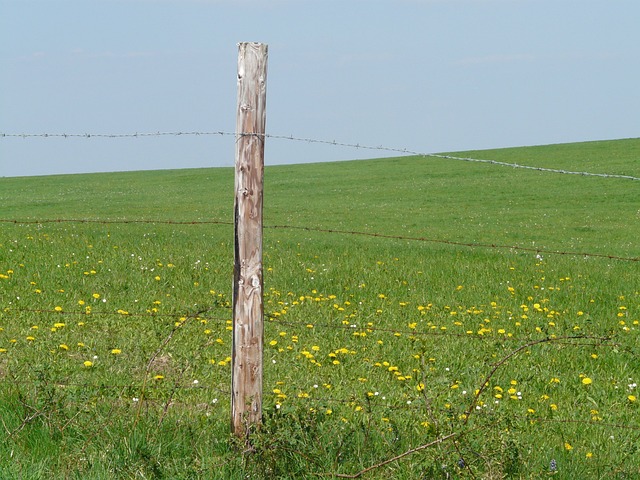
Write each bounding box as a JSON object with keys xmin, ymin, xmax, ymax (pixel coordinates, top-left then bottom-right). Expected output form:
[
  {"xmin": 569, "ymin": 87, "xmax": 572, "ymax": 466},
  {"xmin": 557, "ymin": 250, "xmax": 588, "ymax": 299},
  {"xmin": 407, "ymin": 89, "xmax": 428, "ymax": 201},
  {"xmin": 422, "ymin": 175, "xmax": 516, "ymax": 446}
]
[{"xmin": 231, "ymin": 42, "xmax": 268, "ymax": 437}]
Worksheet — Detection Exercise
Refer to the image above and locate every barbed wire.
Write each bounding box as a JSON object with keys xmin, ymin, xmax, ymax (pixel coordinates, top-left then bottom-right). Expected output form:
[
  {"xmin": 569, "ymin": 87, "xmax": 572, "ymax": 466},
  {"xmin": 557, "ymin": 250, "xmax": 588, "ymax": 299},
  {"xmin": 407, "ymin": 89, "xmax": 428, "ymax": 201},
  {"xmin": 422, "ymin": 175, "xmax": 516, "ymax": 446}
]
[
  {"xmin": 266, "ymin": 224, "xmax": 640, "ymax": 262},
  {"xmin": 4, "ymin": 371, "xmax": 639, "ymax": 433},
  {"xmin": 2, "ymin": 306, "xmax": 229, "ymax": 322},
  {"xmin": 2, "ymin": 130, "xmax": 638, "ymax": 181},
  {"xmin": 4, "ymin": 370, "xmax": 640, "ymax": 434},
  {"xmin": 0, "ymin": 131, "xmax": 225, "ymax": 139},
  {"xmin": 2, "ymin": 306, "xmax": 626, "ymax": 352},
  {"xmin": 1, "ymin": 378, "xmax": 226, "ymax": 393},
  {"xmin": 1, "ymin": 218, "xmax": 637, "ymax": 262},
  {"xmin": 0, "ymin": 218, "xmax": 234, "ymax": 227}
]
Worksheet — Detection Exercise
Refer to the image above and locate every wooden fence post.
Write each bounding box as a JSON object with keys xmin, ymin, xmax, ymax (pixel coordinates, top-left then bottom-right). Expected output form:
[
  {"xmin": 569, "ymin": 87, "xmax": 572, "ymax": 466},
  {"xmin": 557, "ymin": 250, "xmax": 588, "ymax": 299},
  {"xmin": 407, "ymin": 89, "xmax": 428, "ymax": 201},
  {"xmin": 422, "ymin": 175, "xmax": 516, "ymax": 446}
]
[{"xmin": 231, "ymin": 42, "xmax": 268, "ymax": 437}]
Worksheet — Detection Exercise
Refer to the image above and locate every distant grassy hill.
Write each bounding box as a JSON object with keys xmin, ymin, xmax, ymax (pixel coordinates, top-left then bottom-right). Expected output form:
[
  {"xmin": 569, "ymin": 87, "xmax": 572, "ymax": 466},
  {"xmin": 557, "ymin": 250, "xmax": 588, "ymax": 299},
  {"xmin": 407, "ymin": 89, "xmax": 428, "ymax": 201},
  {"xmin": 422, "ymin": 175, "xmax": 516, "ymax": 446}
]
[{"xmin": 2, "ymin": 138, "xmax": 638, "ymax": 258}]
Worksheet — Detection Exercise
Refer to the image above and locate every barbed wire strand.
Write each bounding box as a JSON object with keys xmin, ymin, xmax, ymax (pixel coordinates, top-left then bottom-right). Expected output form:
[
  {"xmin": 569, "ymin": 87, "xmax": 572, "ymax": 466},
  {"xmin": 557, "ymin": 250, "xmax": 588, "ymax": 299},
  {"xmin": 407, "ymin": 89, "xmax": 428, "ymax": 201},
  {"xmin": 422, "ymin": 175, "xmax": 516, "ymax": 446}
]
[
  {"xmin": 0, "ymin": 218, "xmax": 234, "ymax": 226},
  {"xmin": 2, "ymin": 306, "xmax": 627, "ymax": 350},
  {"xmin": 0, "ymin": 218, "xmax": 637, "ymax": 262},
  {"xmin": 2, "ymin": 131, "xmax": 638, "ymax": 181},
  {"xmin": 266, "ymin": 224, "xmax": 640, "ymax": 262}
]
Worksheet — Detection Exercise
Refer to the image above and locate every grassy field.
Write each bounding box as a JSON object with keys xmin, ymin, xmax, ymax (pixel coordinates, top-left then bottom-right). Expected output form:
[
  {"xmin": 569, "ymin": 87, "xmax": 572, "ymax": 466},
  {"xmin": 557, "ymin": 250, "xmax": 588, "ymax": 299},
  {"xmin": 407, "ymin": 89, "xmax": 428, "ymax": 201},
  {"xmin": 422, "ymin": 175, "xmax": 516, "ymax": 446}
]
[{"xmin": 0, "ymin": 138, "xmax": 639, "ymax": 478}]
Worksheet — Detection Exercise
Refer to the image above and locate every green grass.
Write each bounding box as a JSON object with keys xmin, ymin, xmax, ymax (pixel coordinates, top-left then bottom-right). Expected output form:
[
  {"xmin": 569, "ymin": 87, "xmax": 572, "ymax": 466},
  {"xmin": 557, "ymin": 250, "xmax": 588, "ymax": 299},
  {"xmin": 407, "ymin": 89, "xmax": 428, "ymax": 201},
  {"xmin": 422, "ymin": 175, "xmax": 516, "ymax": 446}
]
[{"xmin": 0, "ymin": 138, "xmax": 639, "ymax": 478}]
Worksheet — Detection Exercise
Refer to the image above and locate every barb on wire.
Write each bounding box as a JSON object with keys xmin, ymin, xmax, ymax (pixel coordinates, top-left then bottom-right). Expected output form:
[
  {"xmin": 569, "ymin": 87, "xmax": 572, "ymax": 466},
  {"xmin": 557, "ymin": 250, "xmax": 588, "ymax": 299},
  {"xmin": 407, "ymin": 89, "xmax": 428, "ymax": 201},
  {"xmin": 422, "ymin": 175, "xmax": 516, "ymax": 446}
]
[{"xmin": 2, "ymin": 130, "xmax": 638, "ymax": 181}]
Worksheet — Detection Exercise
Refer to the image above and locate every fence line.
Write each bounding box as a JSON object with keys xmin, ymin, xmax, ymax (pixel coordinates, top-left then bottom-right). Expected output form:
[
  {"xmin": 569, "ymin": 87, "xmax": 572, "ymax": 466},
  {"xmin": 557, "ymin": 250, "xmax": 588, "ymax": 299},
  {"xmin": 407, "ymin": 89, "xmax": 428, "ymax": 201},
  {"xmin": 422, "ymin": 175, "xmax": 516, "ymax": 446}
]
[
  {"xmin": 2, "ymin": 130, "xmax": 639, "ymax": 181},
  {"xmin": 1, "ymin": 379, "xmax": 226, "ymax": 393},
  {"xmin": 5, "ymin": 375, "xmax": 639, "ymax": 431},
  {"xmin": 266, "ymin": 224, "xmax": 640, "ymax": 262},
  {"xmin": 2, "ymin": 134, "xmax": 638, "ymax": 475},
  {"xmin": 1, "ymin": 218, "xmax": 637, "ymax": 262},
  {"xmin": 3, "ymin": 307, "xmax": 228, "ymax": 320},
  {"xmin": 3, "ymin": 306, "xmax": 624, "ymax": 350},
  {"xmin": 0, "ymin": 218, "xmax": 233, "ymax": 226}
]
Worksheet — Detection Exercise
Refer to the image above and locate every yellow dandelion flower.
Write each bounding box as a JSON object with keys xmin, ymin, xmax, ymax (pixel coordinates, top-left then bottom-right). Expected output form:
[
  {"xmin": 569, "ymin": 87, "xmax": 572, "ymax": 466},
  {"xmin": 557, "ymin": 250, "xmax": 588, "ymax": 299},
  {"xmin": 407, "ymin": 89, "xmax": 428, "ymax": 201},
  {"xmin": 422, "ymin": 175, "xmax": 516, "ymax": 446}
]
[
  {"xmin": 582, "ymin": 377, "xmax": 593, "ymax": 385},
  {"xmin": 83, "ymin": 360, "xmax": 93, "ymax": 367}
]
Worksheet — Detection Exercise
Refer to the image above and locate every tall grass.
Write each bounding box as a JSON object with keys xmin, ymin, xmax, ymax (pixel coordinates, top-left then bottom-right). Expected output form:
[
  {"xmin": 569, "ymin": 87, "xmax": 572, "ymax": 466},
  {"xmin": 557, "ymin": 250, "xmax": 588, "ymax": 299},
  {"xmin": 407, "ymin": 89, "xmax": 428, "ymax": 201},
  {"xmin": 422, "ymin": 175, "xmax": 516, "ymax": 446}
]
[{"xmin": 0, "ymin": 138, "xmax": 638, "ymax": 478}]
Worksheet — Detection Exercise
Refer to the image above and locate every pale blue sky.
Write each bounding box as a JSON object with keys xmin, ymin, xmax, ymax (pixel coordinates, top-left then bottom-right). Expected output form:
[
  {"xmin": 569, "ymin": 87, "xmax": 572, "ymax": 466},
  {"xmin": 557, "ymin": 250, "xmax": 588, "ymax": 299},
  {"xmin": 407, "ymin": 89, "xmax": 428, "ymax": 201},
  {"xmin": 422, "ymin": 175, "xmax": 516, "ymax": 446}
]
[{"xmin": 1, "ymin": 0, "xmax": 639, "ymax": 177}]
